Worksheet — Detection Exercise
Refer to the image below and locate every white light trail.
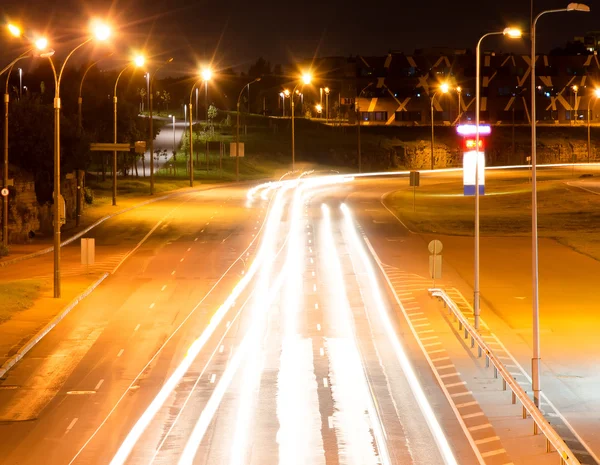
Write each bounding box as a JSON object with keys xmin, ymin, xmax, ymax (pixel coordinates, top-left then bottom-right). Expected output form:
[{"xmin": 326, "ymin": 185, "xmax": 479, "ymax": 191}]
[
  {"xmin": 340, "ymin": 203, "xmax": 458, "ymax": 465},
  {"xmin": 320, "ymin": 204, "xmax": 390, "ymax": 465}
]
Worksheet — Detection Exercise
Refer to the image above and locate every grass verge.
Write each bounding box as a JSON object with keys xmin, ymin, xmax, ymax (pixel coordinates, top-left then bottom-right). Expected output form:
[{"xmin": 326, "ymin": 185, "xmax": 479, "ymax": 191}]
[{"xmin": 0, "ymin": 280, "xmax": 43, "ymax": 323}]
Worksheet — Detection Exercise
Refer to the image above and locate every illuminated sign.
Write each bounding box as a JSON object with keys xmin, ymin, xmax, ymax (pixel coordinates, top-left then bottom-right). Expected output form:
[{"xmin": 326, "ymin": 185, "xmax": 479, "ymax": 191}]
[
  {"xmin": 464, "ymin": 138, "xmax": 484, "ymax": 151},
  {"xmin": 463, "ymin": 151, "xmax": 485, "ymax": 195},
  {"xmin": 456, "ymin": 124, "xmax": 491, "ymax": 136}
]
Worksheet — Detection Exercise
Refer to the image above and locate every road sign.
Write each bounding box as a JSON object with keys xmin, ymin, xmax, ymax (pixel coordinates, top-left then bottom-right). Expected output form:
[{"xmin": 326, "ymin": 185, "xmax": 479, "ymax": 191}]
[
  {"xmin": 230, "ymin": 142, "xmax": 245, "ymax": 157},
  {"xmin": 81, "ymin": 238, "xmax": 95, "ymax": 266},
  {"xmin": 1, "ymin": 188, "xmax": 8, "ymax": 197},
  {"xmin": 90, "ymin": 142, "xmax": 132, "ymax": 152},
  {"xmin": 409, "ymin": 171, "xmax": 420, "ymax": 187},
  {"xmin": 428, "ymin": 239, "xmax": 443, "ymax": 254},
  {"xmin": 135, "ymin": 141, "xmax": 147, "ymax": 154},
  {"xmin": 428, "ymin": 239, "xmax": 443, "ymax": 280}
]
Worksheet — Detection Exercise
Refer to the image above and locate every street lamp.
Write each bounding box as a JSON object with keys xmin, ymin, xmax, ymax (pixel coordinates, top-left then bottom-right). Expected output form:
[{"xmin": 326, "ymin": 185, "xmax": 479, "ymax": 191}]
[
  {"xmin": 113, "ymin": 54, "xmax": 145, "ymax": 206},
  {"xmin": 148, "ymin": 57, "xmax": 174, "ymax": 194},
  {"xmin": 201, "ymin": 67, "xmax": 212, "ymax": 172},
  {"xmin": 356, "ymin": 82, "xmax": 373, "ymax": 174},
  {"xmin": 473, "ymin": 27, "xmax": 522, "ymax": 332},
  {"xmin": 168, "ymin": 114, "xmax": 176, "ymax": 156},
  {"xmin": 324, "ymin": 87, "xmax": 330, "ymax": 121},
  {"xmin": 456, "ymin": 86, "xmax": 462, "ymax": 124},
  {"xmin": 78, "ymin": 52, "xmax": 114, "ymax": 130},
  {"xmin": 18, "ymin": 68, "xmax": 22, "ymax": 100},
  {"xmin": 291, "ymin": 72, "xmax": 312, "ymax": 171},
  {"xmin": 315, "ymin": 103, "xmax": 322, "ymax": 116},
  {"xmin": 2, "ymin": 27, "xmax": 51, "ymax": 249},
  {"xmin": 587, "ymin": 88, "xmax": 600, "ymax": 162},
  {"xmin": 282, "ymin": 89, "xmax": 290, "ymax": 117},
  {"xmin": 530, "ymin": 2, "xmax": 590, "ymax": 408},
  {"xmin": 572, "ymin": 84, "xmax": 579, "ymax": 121},
  {"xmin": 430, "ymin": 82, "xmax": 450, "ymax": 170},
  {"xmin": 46, "ymin": 20, "xmax": 111, "ymax": 298},
  {"xmin": 237, "ymin": 77, "xmax": 261, "ymax": 181}
]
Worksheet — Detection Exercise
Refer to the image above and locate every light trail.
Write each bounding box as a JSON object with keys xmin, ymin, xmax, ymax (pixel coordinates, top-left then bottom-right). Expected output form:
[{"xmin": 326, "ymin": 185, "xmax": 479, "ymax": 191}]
[
  {"xmin": 340, "ymin": 203, "xmax": 459, "ymax": 465},
  {"xmin": 320, "ymin": 203, "xmax": 390, "ymax": 465},
  {"xmin": 109, "ymin": 185, "xmax": 292, "ymax": 465}
]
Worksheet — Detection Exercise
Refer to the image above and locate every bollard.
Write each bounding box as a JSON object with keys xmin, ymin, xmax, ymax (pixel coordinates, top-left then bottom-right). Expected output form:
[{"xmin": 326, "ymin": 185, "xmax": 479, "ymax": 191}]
[
  {"xmin": 471, "ymin": 335, "xmax": 475, "ymax": 348},
  {"xmin": 464, "ymin": 328, "xmax": 468, "ymax": 339},
  {"xmin": 512, "ymin": 391, "xmax": 516, "ymax": 404},
  {"xmin": 533, "ymin": 422, "xmax": 538, "ymax": 435},
  {"xmin": 503, "ymin": 378, "xmax": 506, "ymax": 390},
  {"xmin": 522, "ymin": 405, "xmax": 527, "ymax": 419},
  {"xmin": 459, "ymin": 321, "xmax": 463, "ymax": 330},
  {"xmin": 486, "ymin": 355, "xmax": 490, "ymax": 368},
  {"xmin": 546, "ymin": 438, "xmax": 551, "ymax": 453},
  {"xmin": 494, "ymin": 366, "xmax": 498, "ymax": 378},
  {"xmin": 478, "ymin": 345, "xmax": 482, "ymax": 357}
]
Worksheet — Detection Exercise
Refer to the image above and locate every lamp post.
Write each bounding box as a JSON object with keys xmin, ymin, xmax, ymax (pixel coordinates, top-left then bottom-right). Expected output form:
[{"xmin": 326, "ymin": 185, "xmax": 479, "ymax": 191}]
[
  {"xmin": 324, "ymin": 87, "xmax": 330, "ymax": 121},
  {"xmin": 78, "ymin": 52, "xmax": 114, "ymax": 130},
  {"xmin": 356, "ymin": 82, "xmax": 373, "ymax": 174},
  {"xmin": 430, "ymin": 83, "xmax": 450, "ymax": 170},
  {"xmin": 168, "ymin": 114, "xmax": 175, "ymax": 155},
  {"xmin": 291, "ymin": 73, "xmax": 312, "ymax": 172},
  {"xmin": 282, "ymin": 89, "xmax": 290, "ymax": 117},
  {"xmin": 587, "ymin": 89, "xmax": 600, "ymax": 163},
  {"xmin": 188, "ymin": 77, "xmax": 202, "ymax": 187},
  {"xmin": 456, "ymin": 86, "xmax": 462, "ymax": 124},
  {"xmin": 47, "ymin": 21, "xmax": 110, "ymax": 298},
  {"xmin": 530, "ymin": 2, "xmax": 590, "ymax": 407},
  {"xmin": 237, "ymin": 77, "xmax": 261, "ymax": 181},
  {"xmin": 201, "ymin": 67, "xmax": 212, "ymax": 172},
  {"xmin": 2, "ymin": 26, "xmax": 50, "ymax": 248},
  {"xmin": 572, "ymin": 85, "xmax": 579, "ymax": 121},
  {"xmin": 315, "ymin": 104, "xmax": 322, "ymax": 117},
  {"xmin": 18, "ymin": 68, "xmax": 22, "ymax": 100},
  {"xmin": 148, "ymin": 58, "xmax": 174, "ymax": 195},
  {"xmin": 473, "ymin": 28, "xmax": 522, "ymax": 331},
  {"xmin": 113, "ymin": 55, "xmax": 144, "ymax": 206}
]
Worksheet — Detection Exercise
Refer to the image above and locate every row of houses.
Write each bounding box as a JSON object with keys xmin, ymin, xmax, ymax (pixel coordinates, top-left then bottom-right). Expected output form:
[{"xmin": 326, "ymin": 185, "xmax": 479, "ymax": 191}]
[{"xmin": 308, "ymin": 48, "xmax": 600, "ymax": 125}]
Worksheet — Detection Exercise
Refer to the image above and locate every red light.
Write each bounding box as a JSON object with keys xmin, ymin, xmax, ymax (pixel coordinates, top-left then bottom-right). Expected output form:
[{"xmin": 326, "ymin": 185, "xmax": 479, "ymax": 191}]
[{"xmin": 464, "ymin": 138, "xmax": 484, "ymax": 151}]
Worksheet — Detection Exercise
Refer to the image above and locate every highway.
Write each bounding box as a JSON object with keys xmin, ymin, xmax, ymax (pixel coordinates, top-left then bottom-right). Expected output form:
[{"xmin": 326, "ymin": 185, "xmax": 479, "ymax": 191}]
[{"xmin": 1, "ymin": 167, "xmax": 598, "ymax": 464}]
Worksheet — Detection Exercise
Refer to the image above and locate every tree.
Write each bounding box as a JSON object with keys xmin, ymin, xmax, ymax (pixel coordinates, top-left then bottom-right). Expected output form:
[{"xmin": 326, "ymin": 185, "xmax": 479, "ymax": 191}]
[{"xmin": 248, "ymin": 57, "xmax": 271, "ymax": 78}]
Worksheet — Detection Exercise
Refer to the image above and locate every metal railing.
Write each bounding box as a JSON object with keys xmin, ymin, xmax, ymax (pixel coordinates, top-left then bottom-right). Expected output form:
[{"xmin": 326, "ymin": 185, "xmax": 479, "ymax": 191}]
[{"xmin": 429, "ymin": 287, "xmax": 581, "ymax": 465}]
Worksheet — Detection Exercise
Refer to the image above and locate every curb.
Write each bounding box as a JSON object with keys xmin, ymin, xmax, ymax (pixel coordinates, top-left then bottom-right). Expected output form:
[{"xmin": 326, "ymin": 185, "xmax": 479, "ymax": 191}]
[{"xmin": 0, "ymin": 272, "xmax": 109, "ymax": 380}]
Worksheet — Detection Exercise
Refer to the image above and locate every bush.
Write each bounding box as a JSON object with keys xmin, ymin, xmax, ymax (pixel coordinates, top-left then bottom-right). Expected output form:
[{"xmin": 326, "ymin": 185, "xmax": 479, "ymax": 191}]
[
  {"xmin": 84, "ymin": 187, "xmax": 94, "ymax": 204},
  {"xmin": 0, "ymin": 244, "xmax": 9, "ymax": 257}
]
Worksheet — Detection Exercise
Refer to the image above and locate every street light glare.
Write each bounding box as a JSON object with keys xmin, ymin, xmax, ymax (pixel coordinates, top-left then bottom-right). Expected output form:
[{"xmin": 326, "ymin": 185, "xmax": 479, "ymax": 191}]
[
  {"xmin": 324, "ymin": 87, "xmax": 330, "ymax": 94},
  {"xmin": 284, "ymin": 89, "xmax": 290, "ymax": 96},
  {"xmin": 594, "ymin": 89, "xmax": 600, "ymax": 98},
  {"xmin": 566, "ymin": 2, "xmax": 590, "ymax": 12},
  {"xmin": 92, "ymin": 21, "xmax": 111, "ymax": 41},
  {"xmin": 572, "ymin": 85, "xmax": 579, "ymax": 92},
  {"xmin": 34, "ymin": 37, "xmax": 48, "ymax": 51},
  {"xmin": 7, "ymin": 23, "xmax": 21, "ymax": 37},
  {"xmin": 440, "ymin": 83, "xmax": 450, "ymax": 93},
  {"xmin": 316, "ymin": 104, "xmax": 322, "ymax": 112},
  {"xmin": 503, "ymin": 27, "xmax": 522, "ymax": 38},
  {"xmin": 134, "ymin": 55, "xmax": 145, "ymax": 67},
  {"xmin": 201, "ymin": 68, "xmax": 212, "ymax": 81},
  {"xmin": 457, "ymin": 86, "xmax": 462, "ymax": 93},
  {"xmin": 302, "ymin": 72, "xmax": 312, "ymax": 85}
]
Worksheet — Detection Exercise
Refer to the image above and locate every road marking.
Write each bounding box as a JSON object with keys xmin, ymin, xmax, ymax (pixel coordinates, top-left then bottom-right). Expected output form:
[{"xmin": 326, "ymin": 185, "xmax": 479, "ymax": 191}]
[
  {"xmin": 187, "ymin": 248, "xmax": 191, "ymax": 252},
  {"xmin": 219, "ymin": 345, "xmax": 224, "ymax": 353},
  {"xmin": 134, "ymin": 324, "xmax": 141, "ymax": 332},
  {"xmin": 161, "ymin": 285, "xmax": 167, "ymax": 291},
  {"xmin": 439, "ymin": 372, "xmax": 460, "ymax": 379},
  {"xmin": 451, "ymin": 391, "xmax": 472, "ymax": 398},
  {"xmin": 416, "ymin": 329, "xmax": 434, "ymax": 334},
  {"xmin": 328, "ymin": 416, "xmax": 333, "ymax": 429},
  {"xmin": 456, "ymin": 401, "xmax": 478, "ymax": 408},
  {"xmin": 468, "ymin": 423, "xmax": 492, "ymax": 432},
  {"xmin": 445, "ymin": 381, "xmax": 467, "ymax": 388},
  {"xmin": 431, "ymin": 356, "xmax": 450, "ymax": 362},
  {"xmin": 149, "ymin": 303, "xmax": 155, "ymax": 309},
  {"xmin": 171, "ymin": 270, "xmax": 176, "ymax": 275},
  {"xmin": 436, "ymin": 364, "xmax": 455, "ymax": 370},
  {"xmin": 411, "ymin": 317, "xmax": 429, "ymax": 322},
  {"xmin": 420, "ymin": 336, "xmax": 438, "ymax": 341},
  {"xmin": 95, "ymin": 379, "xmax": 104, "ymax": 390},
  {"xmin": 309, "ymin": 247, "xmax": 313, "ymax": 253},
  {"xmin": 180, "ymin": 258, "xmax": 185, "ymax": 262},
  {"xmin": 323, "ymin": 378, "xmax": 329, "ymax": 388},
  {"xmin": 320, "ymin": 348, "xmax": 324, "ymax": 356},
  {"xmin": 210, "ymin": 374, "xmax": 216, "ymax": 383},
  {"xmin": 428, "ymin": 349, "xmax": 445, "ymax": 354},
  {"xmin": 117, "ymin": 349, "xmax": 124, "ymax": 358},
  {"xmin": 481, "ymin": 449, "xmax": 505, "ymax": 458},
  {"xmin": 475, "ymin": 436, "xmax": 500, "ymax": 445},
  {"xmin": 194, "ymin": 238, "xmax": 198, "ymax": 242},
  {"xmin": 312, "ymin": 271, "xmax": 315, "ymax": 276},
  {"xmin": 412, "ymin": 323, "xmax": 430, "ymax": 328},
  {"xmin": 310, "ymin": 258, "xmax": 314, "ymax": 264},
  {"xmin": 463, "ymin": 412, "xmax": 485, "ymax": 419},
  {"xmin": 67, "ymin": 391, "xmax": 96, "ymax": 395},
  {"xmin": 315, "ymin": 303, "xmax": 319, "ymax": 309},
  {"xmin": 423, "ymin": 342, "xmax": 442, "ymax": 347},
  {"xmin": 201, "ymin": 229, "xmax": 204, "ymax": 233},
  {"xmin": 313, "ymin": 284, "xmax": 317, "ymax": 292},
  {"xmin": 317, "ymin": 324, "xmax": 321, "ymax": 331},
  {"xmin": 226, "ymin": 321, "xmax": 231, "ymax": 328},
  {"xmin": 65, "ymin": 418, "xmax": 78, "ymax": 434},
  {"xmin": 308, "ymin": 239, "xmax": 312, "ymax": 244}
]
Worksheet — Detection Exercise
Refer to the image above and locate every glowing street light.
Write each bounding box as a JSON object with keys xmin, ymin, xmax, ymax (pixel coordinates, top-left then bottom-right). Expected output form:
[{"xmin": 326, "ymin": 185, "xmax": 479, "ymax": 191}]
[
  {"xmin": 587, "ymin": 88, "xmax": 600, "ymax": 162},
  {"xmin": 291, "ymin": 71, "xmax": 312, "ymax": 171},
  {"xmin": 202, "ymin": 67, "xmax": 213, "ymax": 172},
  {"xmin": 46, "ymin": 20, "xmax": 111, "ymax": 298},
  {"xmin": 471, "ymin": 26, "xmax": 522, "ymax": 336},
  {"xmin": 7, "ymin": 24, "xmax": 21, "ymax": 37},
  {"xmin": 456, "ymin": 86, "xmax": 462, "ymax": 124},
  {"xmin": 530, "ymin": 3, "xmax": 589, "ymax": 408},
  {"xmin": 430, "ymin": 82, "xmax": 450, "ymax": 170},
  {"xmin": 112, "ymin": 54, "xmax": 146, "ymax": 206},
  {"xmin": 324, "ymin": 86, "xmax": 330, "ymax": 120},
  {"xmin": 315, "ymin": 103, "xmax": 322, "ymax": 114},
  {"xmin": 237, "ymin": 77, "xmax": 261, "ymax": 181}
]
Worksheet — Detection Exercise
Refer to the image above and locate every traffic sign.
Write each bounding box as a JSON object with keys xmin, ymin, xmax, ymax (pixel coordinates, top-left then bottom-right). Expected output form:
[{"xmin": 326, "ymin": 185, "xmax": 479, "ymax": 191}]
[
  {"xmin": 1, "ymin": 188, "xmax": 8, "ymax": 197},
  {"xmin": 428, "ymin": 240, "xmax": 443, "ymax": 254}
]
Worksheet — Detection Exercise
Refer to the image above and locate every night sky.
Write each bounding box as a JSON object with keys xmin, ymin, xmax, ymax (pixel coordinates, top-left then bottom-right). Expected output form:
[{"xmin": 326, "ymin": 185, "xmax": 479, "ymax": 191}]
[{"xmin": 2, "ymin": 0, "xmax": 600, "ymax": 75}]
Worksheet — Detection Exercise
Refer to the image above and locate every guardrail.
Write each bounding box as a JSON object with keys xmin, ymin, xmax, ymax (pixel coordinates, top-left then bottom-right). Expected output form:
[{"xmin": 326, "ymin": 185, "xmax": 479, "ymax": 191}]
[{"xmin": 429, "ymin": 288, "xmax": 581, "ymax": 465}]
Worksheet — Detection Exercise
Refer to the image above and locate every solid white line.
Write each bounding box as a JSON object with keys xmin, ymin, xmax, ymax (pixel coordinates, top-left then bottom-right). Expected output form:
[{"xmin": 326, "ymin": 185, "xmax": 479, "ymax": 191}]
[
  {"xmin": 95, "ymin": 379, "xmax": 105, "ymax": 391},
  {"xmin": 117, "ymin": 349, "xmax": 124, "ymax": 358},
  {"xmin": 315, "ymin": 303, "xmax": 319, "ymax": 309}
]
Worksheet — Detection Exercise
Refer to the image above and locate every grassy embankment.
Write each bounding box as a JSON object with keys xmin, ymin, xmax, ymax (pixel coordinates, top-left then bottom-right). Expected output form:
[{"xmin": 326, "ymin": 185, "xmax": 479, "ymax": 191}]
[{"xmin": 0, "ymin": 280, "xmax": 44, "ymax": 323}]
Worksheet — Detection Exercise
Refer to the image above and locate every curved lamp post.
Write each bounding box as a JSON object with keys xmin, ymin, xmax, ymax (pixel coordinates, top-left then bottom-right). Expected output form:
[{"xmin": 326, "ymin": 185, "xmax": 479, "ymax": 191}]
[
  {"xmin": 112, "ymin": 55, "xmax": 145, "ymax": 206},
  {"xmin": 430, "ymin": 83, "xmax": 450, "ymax": 170},
  {"xmin": 2, "ymin": 26, "xmax": 51, "ymax": 248},
  {"xmin": 148, "ymin": 57, "xmax": 174, "ymax": 194},
  {"xmin": 530, "ymin": 2, "xmax": 590, "ymax": 407},
  {"xmin": 291, "ymin": 72, "xmax": 312, "ymax": 172},
  {"xmin": 46, "ymin": 21, "xmax": 111, "ymax": 298},
  {"xmin": 356, "ymin": 82, "xmax": 373, "ymax": 174},
  {"xmin": 587, "ymin": 89, "xmax": 600, "ymax": 162},
  {"xmin": 78, "ymin": 52, "xmax": 114, "ymax": 130},
  {"xmin": 188, "ymin": 75, "xmax": 202, "ymax": 187},
  {"xmin": 237, "ymin": 77, "xmax": 261, "ymax": 181},
  {"xmin": 201, "ymin": 67, "xmax": 212, "ymax": 172}
]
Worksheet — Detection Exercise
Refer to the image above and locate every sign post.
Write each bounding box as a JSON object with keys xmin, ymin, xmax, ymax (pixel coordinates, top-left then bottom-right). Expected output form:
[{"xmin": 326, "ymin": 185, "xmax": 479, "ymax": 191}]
[
  {"xmin": 409, "ymin": 171, "xmax": 420, "ymax": 212},
  {"xmin": 428, "ymin": 239, "xmax": 443, "ymax": 286},
  {"xmin": 81, "ymin": 238, "xmax": 95, "ymax": 274}
]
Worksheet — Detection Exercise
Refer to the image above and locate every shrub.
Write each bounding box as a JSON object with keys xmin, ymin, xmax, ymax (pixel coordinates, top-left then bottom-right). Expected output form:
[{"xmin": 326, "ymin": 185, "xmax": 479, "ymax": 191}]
[
  {"xmin": 0, "ymin": 244, "xmax": 9, "ymax": 257},
  {"xmin": 84, "ymin": 187, "xmax": 94, "ymax": 204}
]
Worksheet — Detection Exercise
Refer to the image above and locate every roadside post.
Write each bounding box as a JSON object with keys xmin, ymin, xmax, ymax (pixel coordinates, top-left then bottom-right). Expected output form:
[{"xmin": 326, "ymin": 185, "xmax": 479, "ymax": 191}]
[
  {"xmin": 428, "ymin": 239, "xmax": 443, "ymax": 287},
  {"xmin": 409, "ymin": 170, "xmax": 420, "ymax": 212}
]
